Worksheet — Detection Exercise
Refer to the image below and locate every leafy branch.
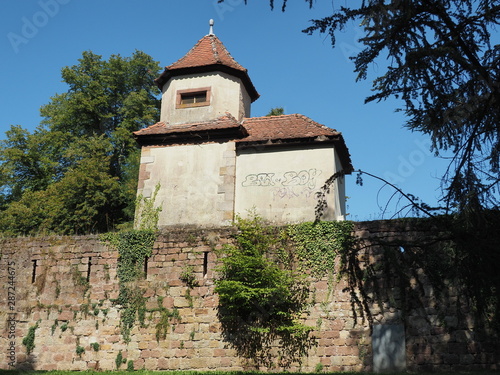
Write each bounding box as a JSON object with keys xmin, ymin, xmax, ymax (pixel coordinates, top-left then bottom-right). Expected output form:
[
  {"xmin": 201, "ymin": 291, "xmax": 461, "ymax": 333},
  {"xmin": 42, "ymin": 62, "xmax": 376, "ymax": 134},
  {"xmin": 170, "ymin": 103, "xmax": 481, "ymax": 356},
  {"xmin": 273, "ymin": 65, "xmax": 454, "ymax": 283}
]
[{"xmin": 315, "ymin": 169, "xmax": 440, "ymax": 222}]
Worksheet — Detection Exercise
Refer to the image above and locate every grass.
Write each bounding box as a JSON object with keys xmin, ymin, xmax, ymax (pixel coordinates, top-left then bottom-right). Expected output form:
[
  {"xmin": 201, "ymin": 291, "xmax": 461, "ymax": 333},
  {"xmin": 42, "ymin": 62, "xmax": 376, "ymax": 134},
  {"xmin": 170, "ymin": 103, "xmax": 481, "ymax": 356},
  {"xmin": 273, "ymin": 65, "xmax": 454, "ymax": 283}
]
[{"xmin": 0, "ymin": 371, "xmax": 498, "ymax": 375}]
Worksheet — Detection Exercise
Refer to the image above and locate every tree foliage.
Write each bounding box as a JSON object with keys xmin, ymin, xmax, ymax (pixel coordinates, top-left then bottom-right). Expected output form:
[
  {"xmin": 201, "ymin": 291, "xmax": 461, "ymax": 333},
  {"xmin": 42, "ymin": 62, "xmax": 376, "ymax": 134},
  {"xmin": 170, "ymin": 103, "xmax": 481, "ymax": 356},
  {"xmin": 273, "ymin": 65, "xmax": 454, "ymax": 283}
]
[
  {"xmin": 302, "ymin": 0, "xmax": 500, "ymax": 217},
  {"xmin": 266, "ymin": 107, "xmax": 285, "ymax": 116},
  {"xmin": 0, "ymin": 50, "xmax": 161, "ymax": 235}
]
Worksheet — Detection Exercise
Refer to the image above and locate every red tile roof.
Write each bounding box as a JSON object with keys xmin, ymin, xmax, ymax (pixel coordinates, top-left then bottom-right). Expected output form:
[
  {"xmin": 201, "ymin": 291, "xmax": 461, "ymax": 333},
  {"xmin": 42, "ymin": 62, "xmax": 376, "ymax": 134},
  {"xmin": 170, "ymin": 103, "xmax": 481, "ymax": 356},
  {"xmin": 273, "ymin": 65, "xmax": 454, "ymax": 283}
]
[
  {"xmin": 154, "ymin": 35, "xmax": 259, "ymax": 102},
  {"xmin": 133, "ymin": 113, "xmax": 242, "ymax": 136},
  {"xmin": 240, "ymin": 114, "xmax": 340, "ymax": 142},
  {"xmin": 134, "ymin": 113, "xmax": 353, "ymax": 172},
  {"xmin": 167, "ymin": 35, "xmax": 246, "ymax": 72}
]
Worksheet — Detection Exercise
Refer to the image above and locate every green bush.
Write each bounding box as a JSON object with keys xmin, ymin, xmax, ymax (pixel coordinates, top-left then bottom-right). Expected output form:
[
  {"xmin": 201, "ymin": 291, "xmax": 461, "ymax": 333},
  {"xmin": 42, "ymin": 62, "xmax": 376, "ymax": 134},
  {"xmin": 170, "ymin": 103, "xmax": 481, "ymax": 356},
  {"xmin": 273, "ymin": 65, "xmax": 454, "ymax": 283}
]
[
  {"xmin": 214, "ymin": 214, "xmax": 314, "ymax": 368},
  {"xmin": 75, "ymin": 345, "xmax": 85, "ymax": 357},
  {"xmin": 22, "ymin": 321, "xmax": 40, "ymax": 354}
]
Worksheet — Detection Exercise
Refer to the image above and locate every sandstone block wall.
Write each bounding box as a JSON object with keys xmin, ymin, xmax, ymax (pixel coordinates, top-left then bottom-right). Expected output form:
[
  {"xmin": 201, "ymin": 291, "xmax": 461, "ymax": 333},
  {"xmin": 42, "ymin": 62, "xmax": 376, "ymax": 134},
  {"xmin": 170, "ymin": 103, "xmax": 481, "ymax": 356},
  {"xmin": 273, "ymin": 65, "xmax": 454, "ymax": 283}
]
[{"xmin": 0, "ymin": 221, "xmax": 498, "ymax": 371}]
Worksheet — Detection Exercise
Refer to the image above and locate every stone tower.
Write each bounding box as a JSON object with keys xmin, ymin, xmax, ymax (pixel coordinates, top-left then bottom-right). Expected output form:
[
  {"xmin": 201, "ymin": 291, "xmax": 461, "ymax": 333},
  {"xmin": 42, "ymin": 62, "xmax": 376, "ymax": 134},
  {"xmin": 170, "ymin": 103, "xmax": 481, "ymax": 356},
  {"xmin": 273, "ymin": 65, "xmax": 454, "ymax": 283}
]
[
  {"xmin": 155, "ymin": 29, "xmax": 259, "ymax": 125},
  {"xmin": 134, "ymin": 26, "xmax": 353, "ymax": 228}
]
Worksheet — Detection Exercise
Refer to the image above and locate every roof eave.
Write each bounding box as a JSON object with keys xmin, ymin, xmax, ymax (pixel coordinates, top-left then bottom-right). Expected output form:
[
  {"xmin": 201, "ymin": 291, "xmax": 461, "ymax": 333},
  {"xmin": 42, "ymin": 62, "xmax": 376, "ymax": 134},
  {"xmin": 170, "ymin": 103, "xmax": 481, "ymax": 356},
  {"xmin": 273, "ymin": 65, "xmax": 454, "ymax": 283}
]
[
  {"xmin": 155, "ymin": 64, "xmax": 260, "ymax": 102},
  {"xmin": 236, "ymin": 135, "xmax": 354, "ymax": 174},
  {"xmin": 134, "ymin": 125, "xmax": 248, "ymax": 147}
]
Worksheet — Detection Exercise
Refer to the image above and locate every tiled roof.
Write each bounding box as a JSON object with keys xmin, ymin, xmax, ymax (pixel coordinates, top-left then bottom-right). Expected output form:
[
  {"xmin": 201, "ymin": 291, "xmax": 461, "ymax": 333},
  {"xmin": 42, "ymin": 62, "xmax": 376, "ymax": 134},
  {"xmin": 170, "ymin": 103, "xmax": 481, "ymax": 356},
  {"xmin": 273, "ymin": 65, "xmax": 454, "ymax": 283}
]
[
  {"xmin": 240, "ymin": 114, "xmax": 340, "ymax": 142},
  {"xmin": 134, "ymin": 113, "xmax": 353, "ymax": 172},
  {"xmin": 133, "ymin": 113, "xmax": 242, "ymax": 136},
  {"xmin": 134, "ymin": 113, "xmax": 337, "ymax": 139},
  {"xmin": 154, "ymin": 35, "xmax": 259, "ymax": 102},
  {"xmin": 166, "ymin": 35, "xmax": 246, "ymax": 72},
  {"xmin": 239, "ymin": 114, "xmax": 354, "ymax": 172}
]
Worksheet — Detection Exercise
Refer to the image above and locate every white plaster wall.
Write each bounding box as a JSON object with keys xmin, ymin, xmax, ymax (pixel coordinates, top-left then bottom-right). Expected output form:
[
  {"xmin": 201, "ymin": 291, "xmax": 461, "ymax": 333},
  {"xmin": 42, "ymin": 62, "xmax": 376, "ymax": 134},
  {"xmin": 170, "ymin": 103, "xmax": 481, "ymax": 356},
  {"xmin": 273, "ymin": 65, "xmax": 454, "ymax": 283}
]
[
  {"xmin": 160, "ymin": 71, "xmax": 251, "ymax": 124},
  {"xmin": 234, "ymin": 146, "xmax": 346, "ymax": 223},
  {"xmin": 139, "ymin": 142, "xmax": 236, "ymax": 227}
]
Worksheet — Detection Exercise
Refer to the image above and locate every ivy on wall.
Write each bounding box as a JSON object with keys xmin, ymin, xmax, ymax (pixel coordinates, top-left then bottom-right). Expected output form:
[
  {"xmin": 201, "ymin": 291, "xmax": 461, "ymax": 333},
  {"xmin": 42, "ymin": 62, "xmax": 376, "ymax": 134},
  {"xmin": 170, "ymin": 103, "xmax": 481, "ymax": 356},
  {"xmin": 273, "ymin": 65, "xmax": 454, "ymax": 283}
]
[
  {"xmin": 287, "ymin": 220, "xmax": 355, "ymax": 278},
  {"xmin": 101, "ymin": 229, "xmax": 155, "ymax": 341},
  {"xmin": 287, "ymin": 220, "xmax": 372, "ymax": 325},
  {"xmin": 99, "ymin": 184, "xmax": 178, "ymax": 342}
]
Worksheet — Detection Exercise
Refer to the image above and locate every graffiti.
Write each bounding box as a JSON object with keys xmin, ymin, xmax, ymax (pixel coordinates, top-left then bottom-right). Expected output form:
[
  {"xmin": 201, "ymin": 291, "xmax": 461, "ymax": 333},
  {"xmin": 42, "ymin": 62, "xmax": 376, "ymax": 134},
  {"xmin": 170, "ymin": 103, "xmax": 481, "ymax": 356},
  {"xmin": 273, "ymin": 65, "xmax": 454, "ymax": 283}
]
[
  {"xmin": 242, "ymin": 169, "xmax": 321, "ymax": 189},
  {"xmin": 282, "ymin": 169, "xmax": 320, "ymax": 189},
  {"xmin": 241, "ymin": 173, "xmax": 275, "ymax": 187},
  {"xmin": 272, "ymin": 186, "xmax": 316, "ymax": 201}
]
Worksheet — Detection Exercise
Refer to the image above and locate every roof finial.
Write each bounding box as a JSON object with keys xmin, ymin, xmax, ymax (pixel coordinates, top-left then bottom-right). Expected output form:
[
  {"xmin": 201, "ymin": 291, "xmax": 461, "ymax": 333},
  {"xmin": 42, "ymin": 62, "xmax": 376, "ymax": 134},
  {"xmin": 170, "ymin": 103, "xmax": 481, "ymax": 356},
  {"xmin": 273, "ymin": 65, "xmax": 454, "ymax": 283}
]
[{"xmin": 209, "ymin": 19, "xmax": 214, "ymax": 35}]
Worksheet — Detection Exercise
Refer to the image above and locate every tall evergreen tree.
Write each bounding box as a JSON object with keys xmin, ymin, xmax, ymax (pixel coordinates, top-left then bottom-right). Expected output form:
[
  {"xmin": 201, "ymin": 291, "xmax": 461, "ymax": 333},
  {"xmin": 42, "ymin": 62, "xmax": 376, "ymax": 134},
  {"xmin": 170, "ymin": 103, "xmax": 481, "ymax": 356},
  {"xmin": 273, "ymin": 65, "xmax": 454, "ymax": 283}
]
[{"xmin": 304, "ymin": 0, "xmax": 500, "ymax": 216}]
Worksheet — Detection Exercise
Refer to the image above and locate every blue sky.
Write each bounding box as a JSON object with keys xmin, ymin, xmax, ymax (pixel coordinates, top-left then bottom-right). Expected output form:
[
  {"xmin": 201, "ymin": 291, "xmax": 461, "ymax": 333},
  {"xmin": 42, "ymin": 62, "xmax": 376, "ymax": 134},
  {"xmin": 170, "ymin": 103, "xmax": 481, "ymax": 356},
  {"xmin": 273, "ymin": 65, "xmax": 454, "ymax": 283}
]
[{"xmin": 0, "ymin": 0, "xmax": 451, "ymax": 221}]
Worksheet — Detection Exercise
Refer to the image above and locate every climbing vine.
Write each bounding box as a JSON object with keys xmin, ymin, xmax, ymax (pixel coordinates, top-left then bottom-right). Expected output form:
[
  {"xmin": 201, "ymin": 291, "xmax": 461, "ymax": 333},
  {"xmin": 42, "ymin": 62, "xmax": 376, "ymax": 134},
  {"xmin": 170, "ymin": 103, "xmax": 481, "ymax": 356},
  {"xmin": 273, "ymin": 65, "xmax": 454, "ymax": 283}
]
[
  {"xmin": 286, "ymin": 221, "xmax": 373, "ymax": 324},
  {"xmin": 153, "ymin": 299, "xmax": 181, "ymax": 342},
  {"xmin": 287, "ymin": 221, "xmax": 355, "ymax": 279},
  {"xmin": 180, "ymin": 264, "xmax": 199, "ymax": 288},
  {"xmin": 101, "ymin": 229, "xmax": 155, "ymax": 341},
  {"xmin": 99, "ymin": 183, "xmax": 176, "ymax": 342},
  {"xmin": 71, "ymin": 265, "xmax": 90, "ymax": 295},
  {"xmin": 22, "ymin": 320, "xmax": 40, "ymax": 354},
  {"xmin": 134, "ymin": 184, "xmax": 162, "ymax": 231}
]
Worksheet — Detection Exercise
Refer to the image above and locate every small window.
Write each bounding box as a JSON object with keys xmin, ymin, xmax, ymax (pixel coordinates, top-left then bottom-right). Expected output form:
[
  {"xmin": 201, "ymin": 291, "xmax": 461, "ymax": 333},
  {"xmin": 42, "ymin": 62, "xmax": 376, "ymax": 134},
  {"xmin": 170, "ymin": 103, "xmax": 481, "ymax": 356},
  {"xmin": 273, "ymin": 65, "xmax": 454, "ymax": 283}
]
[
  {"xmin": 181, "ymin": 91, "xmax": 206, "ymax": 105},
  {"xmin": 203, "ymin": 251, "xmax": 209, "ymax": 277},
  {"xmin": 176, "ymin": 87, "xmax": 211, "ymax": 108},
  {"xmin": 86, "ymin": 257, "xmax": 92, "ymax": 282},
  {"xmin": 32, "ymin": 260, "xmax": 38, "ymax": 284}
]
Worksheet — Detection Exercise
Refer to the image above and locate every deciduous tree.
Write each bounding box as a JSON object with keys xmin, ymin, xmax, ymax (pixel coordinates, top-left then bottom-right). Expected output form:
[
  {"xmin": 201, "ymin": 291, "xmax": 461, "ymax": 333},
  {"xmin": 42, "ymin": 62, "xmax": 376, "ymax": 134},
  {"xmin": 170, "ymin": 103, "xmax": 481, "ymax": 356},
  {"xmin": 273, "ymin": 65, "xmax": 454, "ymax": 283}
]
[{"xmin": 0, "ymin": 50, "xmax": 161, "ymax": 235}]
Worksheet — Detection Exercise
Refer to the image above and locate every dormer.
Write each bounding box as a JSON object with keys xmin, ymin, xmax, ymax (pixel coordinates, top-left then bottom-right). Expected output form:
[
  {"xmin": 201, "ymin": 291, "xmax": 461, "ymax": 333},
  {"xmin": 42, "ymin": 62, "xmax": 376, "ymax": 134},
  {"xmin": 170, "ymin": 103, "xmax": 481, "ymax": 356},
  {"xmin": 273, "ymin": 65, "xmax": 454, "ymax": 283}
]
[{"xmin": 155, "ymin": 30, "xmax": 259, "ymax": 125}]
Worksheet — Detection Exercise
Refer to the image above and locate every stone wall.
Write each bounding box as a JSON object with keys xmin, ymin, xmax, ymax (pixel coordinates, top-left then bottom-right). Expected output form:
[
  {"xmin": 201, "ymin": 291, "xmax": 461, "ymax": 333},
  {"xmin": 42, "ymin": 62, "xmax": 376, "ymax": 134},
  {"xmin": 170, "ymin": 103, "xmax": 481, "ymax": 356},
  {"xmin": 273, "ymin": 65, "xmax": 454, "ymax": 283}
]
[
  {"xmin": 0, "ymin": 221, "xmax": 498, "ymax": 371},
  {"xmin": 355, "ymin": 220, "xmax": 499, "ymax": 371}
]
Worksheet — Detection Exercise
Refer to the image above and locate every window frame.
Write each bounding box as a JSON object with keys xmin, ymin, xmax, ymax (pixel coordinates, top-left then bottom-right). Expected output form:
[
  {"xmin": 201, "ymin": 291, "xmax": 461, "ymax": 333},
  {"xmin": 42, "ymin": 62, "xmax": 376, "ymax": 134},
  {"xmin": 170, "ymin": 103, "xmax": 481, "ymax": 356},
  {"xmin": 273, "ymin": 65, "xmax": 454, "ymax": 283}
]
[{"xmin": 176, "ymin": 87, "xmax": 211, "ymax": 109}]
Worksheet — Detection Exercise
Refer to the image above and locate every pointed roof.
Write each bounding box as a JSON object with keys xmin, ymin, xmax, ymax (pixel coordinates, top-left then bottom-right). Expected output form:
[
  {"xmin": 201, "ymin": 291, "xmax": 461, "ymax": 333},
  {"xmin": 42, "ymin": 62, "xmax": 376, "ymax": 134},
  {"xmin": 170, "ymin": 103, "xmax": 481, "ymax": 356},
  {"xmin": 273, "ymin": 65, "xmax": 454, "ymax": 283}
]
[
  {"xmin": 134, "ymin": 114, "xmax": 353, "ymax": 173},
  {"xmin": 167, "ymin": 34, "xmax": 247, "ymax": 72},
  {"xmin": 155, "ymin": 34, "xmax": 259, "ymax": 102}
]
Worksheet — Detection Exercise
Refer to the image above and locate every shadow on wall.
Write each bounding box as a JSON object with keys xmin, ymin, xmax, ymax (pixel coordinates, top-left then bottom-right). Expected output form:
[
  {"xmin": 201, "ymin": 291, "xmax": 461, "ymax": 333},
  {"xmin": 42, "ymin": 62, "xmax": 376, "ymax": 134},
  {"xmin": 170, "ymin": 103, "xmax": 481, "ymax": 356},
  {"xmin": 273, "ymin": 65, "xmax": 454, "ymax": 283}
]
[
  {"xmin": 351, "ymin": 217, "xmax": 500, "ymax": 372},
  {"xmin": 14, "ymin": 354, "xmax": 36, "ymax": 371}
]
